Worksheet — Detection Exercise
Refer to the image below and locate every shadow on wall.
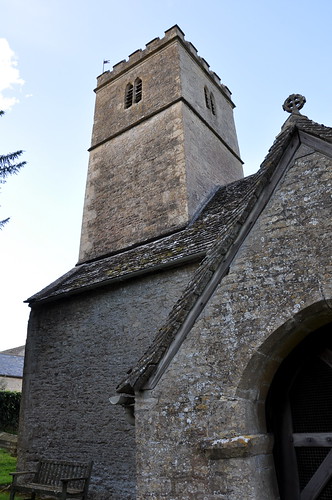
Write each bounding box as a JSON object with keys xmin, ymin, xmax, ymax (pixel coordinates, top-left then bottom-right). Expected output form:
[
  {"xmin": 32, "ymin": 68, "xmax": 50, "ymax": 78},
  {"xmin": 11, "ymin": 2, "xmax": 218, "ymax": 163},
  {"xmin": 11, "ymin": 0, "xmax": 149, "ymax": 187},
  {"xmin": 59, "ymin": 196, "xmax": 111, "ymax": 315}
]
[
  {"xmin": 266, "ymin": 320, "xmax": 332, "ymax": 498},
  {"xmin": 236, "ymin": 299, "xmax": 332, "ymax": 425}
]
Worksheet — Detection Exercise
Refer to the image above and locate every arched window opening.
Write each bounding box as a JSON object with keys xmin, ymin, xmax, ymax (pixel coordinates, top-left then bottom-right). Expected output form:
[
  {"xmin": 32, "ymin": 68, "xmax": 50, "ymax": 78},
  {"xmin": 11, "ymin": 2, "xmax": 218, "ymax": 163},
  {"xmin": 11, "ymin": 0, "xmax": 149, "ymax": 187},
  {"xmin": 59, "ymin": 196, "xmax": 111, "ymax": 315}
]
[
  {"xmin": 266, "ymin": 322, "xmax": 332, "ymax": 500},
  {"xmin": 134, "ymin": 78, "xmax": 142, "ymax": 103},
  {"xmin": 125, "ymin": 83, "xmax": 134, "ymax": 109},
  {"xmin": 210, "ymin": 92, "xmax": 216, "ymax": 115},
  {"xmin": 204, "ymin": 87, "xmax": 216, "ymax": 115},
  {"xmin": 204, "ymin": 87, "xmax": 210, "ymax": 109}
]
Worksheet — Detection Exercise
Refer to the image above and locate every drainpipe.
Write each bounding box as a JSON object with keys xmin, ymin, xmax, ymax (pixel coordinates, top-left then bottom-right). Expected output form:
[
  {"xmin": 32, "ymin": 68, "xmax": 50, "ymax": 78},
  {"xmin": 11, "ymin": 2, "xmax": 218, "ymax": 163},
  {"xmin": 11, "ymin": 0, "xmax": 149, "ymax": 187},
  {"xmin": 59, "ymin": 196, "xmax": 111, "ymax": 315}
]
[{"xmin": 109, "ymin": 395, "xmax": 135, "ymax": 426}]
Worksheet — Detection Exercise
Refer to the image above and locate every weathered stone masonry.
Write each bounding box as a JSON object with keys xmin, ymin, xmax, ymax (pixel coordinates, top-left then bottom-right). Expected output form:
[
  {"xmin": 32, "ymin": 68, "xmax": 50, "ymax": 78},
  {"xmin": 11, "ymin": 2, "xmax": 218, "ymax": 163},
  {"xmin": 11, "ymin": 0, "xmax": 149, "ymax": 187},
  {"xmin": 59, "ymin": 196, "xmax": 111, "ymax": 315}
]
[
  {"xmin": 20, "ymin": 26, "xmax": 245, "ymax": 499},
  {"xmin": 19, "ymin": 26, "xmax": 332, "ymax": 500},
  {"xmin": 20, "ymin": 265, "xmax": 197, "ymax": 499},
  {"xmin": 79, "ymin": 25, "xmax": 243, "ymax": 262},
  {"xmin": 132, "ymin": 149, "xmax": 332, "ymax": 499}
]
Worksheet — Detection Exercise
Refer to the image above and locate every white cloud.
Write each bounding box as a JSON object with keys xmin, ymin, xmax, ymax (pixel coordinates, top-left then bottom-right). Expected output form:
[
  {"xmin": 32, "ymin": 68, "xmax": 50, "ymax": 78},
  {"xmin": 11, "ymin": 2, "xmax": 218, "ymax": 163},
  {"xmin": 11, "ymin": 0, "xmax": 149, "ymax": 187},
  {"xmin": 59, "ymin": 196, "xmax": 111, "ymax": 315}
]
[{"xmin": 0, "ymin": 38, "xmax": 25, "ymax": 110}]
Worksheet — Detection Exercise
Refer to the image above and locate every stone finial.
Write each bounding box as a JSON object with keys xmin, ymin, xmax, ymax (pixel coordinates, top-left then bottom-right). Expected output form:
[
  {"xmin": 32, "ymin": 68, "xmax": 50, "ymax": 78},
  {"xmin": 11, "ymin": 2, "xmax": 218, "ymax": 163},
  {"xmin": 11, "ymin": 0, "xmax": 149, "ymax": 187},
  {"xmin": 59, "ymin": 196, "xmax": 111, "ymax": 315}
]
[{"xmin": 282, "ymin": 94, "xmax": 306, "ymax": 114}]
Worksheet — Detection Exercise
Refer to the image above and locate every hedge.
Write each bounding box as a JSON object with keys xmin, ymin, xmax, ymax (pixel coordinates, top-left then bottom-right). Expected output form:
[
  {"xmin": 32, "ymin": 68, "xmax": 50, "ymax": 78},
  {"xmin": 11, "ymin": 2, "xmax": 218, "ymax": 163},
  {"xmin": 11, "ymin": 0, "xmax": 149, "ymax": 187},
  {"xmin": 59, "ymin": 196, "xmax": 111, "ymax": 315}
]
[{"xmin": 0, "ymin": 391, "xmax": 21, "ymax": 433}]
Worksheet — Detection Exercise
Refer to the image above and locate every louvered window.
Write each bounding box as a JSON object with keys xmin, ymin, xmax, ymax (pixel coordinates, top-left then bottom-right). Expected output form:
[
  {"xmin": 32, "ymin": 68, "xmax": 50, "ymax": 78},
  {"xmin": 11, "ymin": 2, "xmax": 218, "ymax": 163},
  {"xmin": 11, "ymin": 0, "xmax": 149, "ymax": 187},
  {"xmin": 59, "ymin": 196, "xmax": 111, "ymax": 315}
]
[
  {"xmin": 204, "ymin": 87, "xmax": 216, "ymax": 115},
  {"xmin": 134, "ymin": 78, "xmax": 142, "ymax": 103},
  {"xmin": 210, "ymin": 92, "xmax": 216, "ymax": 115},
  {"xmin": 204, "ymin": 87, "xmax": 210, "ymax": 109},
  {"xmin": 125, "ymin": 83, "xmax": 134, "ymax": 109},
  {"xmin": 125, "ymin": 79, "xmax": 142, "ymax": 109}
]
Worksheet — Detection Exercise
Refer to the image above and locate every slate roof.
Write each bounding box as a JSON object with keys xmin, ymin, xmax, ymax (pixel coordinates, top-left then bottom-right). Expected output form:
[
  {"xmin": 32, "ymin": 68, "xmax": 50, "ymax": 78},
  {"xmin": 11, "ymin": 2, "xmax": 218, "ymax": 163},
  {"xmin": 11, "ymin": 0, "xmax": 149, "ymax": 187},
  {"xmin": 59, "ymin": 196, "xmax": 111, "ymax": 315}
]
[
  {"xmin": 26, "ymin": 111, "xmax": 332, "ymax": 394},
  {"xmin": 28, "ymin": 113, "xmax": 332, "ymax": 307},
  {"xmin": 0, "ymin": 345, "xmax": 25, "ymax": 357},
  {"xmin": 27, "ymin": 178, "xmax": 256, "ymax": 304},
  {"xmin": 117, "ymin": 113, "xmax": 332, "ymax": 394},
  {"xmin": 0, "ymin": 353, "xmax": 24, "ymax": 378}
]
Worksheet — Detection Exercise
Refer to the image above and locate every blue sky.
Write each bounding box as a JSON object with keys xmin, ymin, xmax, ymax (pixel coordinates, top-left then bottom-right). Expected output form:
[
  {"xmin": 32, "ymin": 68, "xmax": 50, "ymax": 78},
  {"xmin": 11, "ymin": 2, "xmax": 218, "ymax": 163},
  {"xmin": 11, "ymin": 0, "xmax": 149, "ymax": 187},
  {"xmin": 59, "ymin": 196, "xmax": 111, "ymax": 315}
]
[{"xmin": 0, "ymin": 0, "xmax": 331, "ymax": 350}]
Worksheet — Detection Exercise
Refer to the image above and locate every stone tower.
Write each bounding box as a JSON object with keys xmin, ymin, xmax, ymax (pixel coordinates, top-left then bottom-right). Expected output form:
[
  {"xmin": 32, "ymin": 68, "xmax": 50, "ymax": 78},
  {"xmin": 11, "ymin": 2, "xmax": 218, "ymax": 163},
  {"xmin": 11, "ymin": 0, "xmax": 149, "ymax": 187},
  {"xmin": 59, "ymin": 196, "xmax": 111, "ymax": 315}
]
[{"xmin": 79, "ymin": 25, "xmax": 243, "ymax": 263}]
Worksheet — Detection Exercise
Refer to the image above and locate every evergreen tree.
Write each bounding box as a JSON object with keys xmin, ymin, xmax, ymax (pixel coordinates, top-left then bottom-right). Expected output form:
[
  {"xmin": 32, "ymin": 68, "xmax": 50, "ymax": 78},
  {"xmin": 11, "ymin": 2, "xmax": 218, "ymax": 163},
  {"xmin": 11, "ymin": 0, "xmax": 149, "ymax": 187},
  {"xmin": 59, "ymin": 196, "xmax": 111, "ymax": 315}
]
[{"xmin": 0, "ymin": 110, "xmax": 26, "ymax": 228}]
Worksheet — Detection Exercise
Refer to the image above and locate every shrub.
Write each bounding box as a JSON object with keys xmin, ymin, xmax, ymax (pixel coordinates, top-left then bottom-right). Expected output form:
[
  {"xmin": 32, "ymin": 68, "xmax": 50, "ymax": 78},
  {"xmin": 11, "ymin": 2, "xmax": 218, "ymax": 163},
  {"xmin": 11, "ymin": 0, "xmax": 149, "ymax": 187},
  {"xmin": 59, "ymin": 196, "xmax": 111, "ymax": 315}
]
[{"xmin": 0, "ymin": 392, "xmax": 21, "ymax": 433}]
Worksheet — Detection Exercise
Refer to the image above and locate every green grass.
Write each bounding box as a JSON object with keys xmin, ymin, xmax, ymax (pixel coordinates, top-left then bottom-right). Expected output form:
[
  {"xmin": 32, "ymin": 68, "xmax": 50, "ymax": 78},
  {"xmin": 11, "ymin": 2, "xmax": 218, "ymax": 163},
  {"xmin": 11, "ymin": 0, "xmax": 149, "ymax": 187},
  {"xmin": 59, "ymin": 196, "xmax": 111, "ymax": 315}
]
[
  {"xmin": 0, "ymin": 448, "xmax": 17, "ymax": 499},
  {"xmin": 0, "ymin": 448, "xmax": 16, "ymax": 500},
  {"xmin": 0, "ymin": 449, "xmax": 26, "ymax": 499},
  {"xmin": 0, "ymin": 449, "xmax": 16, "ymax": 488}
]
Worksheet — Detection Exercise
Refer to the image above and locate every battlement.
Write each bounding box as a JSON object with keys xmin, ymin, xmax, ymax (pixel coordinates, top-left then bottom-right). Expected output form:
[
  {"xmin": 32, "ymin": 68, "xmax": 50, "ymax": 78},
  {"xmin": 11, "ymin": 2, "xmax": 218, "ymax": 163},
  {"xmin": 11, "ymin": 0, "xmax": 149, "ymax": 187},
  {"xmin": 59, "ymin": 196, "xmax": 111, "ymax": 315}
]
[
  {"xmin": 79, "ymin": 25, "xmax": 242, "ymax": 262},
  {"xmin": 96, "ymin": 25, "xmax": 232, "ymax": 101}
]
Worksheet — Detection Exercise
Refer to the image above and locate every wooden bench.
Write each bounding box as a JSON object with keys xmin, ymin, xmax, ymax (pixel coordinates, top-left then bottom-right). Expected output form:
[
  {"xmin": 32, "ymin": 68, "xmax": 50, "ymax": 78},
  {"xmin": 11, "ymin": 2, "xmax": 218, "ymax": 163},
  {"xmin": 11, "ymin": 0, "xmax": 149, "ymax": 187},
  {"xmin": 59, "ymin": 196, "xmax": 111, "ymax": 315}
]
[{"xmin": 9, "ymin": 459, "xmax": 93, "ymax": 500}]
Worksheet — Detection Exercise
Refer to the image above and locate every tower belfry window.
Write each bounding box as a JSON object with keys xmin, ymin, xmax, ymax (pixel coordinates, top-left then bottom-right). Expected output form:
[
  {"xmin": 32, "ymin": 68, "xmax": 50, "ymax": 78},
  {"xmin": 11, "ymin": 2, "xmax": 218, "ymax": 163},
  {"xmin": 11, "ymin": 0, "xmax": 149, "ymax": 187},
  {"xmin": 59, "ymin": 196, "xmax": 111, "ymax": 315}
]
[
  {"xmin": 134, "ymin": 78, "xmax": 142, "ymax": 103},
  {"xmin": 204, "ymin": 86, "xmax": 216, "ymax": 116},
  {"xmin": 125, "ymin": 83, "xmax": 134, "ymax": 109},
  {"xmin": 125, "ymin": 79, "xmax": 143, "ymax": 109},
  {"xmin": 210, "ymin": 92, "xmax": 216, "ymax": 115},
  {"xmin": 204, "ymin": 87, "xmax": 210, "ymax": 109}
]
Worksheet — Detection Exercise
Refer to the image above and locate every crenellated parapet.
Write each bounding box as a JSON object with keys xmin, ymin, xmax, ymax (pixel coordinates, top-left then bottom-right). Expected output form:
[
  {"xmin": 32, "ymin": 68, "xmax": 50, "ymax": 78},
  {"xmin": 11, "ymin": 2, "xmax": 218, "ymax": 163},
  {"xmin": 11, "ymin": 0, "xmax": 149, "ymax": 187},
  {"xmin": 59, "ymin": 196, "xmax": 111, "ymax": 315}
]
[
  {"xmin": 79, "ymin": 25, "xmax": 242, "ymax": 262},
  {"xmin": 96, "ymin": 25, "xmax": 232, "ymax": 102}
]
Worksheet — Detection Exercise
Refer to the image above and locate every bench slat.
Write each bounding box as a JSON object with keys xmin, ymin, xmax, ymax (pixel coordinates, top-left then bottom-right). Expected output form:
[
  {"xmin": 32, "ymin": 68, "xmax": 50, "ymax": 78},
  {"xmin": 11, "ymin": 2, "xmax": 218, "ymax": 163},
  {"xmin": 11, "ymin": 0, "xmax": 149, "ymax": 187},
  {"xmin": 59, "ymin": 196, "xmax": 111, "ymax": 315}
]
[{"xmin": 10, "ymin": 459, "xmax": 93, "ymax": 500}]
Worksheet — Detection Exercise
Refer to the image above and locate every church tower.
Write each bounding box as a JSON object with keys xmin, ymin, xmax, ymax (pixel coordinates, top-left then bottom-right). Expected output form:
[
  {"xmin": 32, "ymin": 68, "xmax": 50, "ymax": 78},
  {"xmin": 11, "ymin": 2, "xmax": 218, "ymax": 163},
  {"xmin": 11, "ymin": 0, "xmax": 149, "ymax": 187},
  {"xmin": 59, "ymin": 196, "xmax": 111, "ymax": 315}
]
[{"xmin": 79, "ymin": 26, "xmax": 243, "ymax": 263}]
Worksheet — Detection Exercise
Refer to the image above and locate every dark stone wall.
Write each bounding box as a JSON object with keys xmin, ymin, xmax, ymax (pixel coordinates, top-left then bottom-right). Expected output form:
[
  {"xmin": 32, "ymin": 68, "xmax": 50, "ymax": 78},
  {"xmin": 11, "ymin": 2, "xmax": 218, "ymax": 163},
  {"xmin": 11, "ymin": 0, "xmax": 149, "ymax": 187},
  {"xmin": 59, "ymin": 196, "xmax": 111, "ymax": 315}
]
[{"xmin": 18, "ymin": 264, "xmax": 197, "ymax": 499}]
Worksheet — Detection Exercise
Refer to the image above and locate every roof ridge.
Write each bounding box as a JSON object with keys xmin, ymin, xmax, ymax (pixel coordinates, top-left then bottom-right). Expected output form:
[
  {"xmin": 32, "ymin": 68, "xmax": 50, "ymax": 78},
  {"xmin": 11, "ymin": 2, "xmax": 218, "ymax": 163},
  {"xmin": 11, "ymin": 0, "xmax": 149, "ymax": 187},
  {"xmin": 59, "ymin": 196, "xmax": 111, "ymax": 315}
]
[
  {"xmin": 259, "ymin": 114, "xmax": 332, "ymax": 174},
  {"xmin": 27, "ymin": 178, "xmax": 260, "ymax": 305},
  {"xmin": 117, "ymin": 113, "xmax": 332, "ymax": 394},
  {"xmin": 117, "ymin": 170, "xmax": 265, "ymax": 394}
]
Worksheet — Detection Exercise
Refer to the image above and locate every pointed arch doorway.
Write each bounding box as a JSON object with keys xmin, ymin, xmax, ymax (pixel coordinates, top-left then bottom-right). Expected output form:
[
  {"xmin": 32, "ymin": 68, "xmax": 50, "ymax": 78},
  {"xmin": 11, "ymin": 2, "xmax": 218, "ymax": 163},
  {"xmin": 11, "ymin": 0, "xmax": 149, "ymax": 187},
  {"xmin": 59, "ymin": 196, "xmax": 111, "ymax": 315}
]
[{"xmin": 267, "ymin": 322, "xmax": 332, "ymax": 499}]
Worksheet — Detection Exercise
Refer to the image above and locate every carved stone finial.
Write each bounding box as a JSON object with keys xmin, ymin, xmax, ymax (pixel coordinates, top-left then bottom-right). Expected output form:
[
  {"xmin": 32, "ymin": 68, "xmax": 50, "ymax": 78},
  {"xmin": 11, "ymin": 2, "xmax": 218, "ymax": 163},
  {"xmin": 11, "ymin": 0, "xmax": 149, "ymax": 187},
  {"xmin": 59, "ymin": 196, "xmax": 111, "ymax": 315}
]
[{"xmin": 282, "ymin": 94, "xmax": 306, "ymax": 114}]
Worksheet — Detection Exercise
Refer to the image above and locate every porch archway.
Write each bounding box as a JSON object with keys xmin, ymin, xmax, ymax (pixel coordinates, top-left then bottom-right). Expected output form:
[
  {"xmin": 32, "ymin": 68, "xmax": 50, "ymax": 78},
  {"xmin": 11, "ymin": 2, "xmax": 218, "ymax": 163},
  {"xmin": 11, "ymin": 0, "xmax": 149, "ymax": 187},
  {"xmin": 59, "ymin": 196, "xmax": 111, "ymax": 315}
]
[{"xmin": 267, "ymin": 321, "xmax": 332, "ymax": 499}]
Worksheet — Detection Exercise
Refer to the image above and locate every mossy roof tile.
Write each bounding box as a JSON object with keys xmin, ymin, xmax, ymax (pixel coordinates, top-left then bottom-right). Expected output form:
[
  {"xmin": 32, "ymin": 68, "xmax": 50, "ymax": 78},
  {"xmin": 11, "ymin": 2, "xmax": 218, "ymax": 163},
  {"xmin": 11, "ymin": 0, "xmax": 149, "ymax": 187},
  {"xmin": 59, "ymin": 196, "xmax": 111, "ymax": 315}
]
[
  {"xmin": 26, "ymin": 114, "xmax": 332, "ymax": 393},
  {"xmin": 116, "ymin": 115, "xmax": 332, "ymax": 394}
]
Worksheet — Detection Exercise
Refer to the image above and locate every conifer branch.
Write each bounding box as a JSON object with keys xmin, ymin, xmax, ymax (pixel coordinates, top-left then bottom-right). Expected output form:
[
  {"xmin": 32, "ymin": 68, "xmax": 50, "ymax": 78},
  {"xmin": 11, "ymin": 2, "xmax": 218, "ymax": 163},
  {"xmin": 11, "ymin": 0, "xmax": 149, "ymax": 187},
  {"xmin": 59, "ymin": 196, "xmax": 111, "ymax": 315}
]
[{"xmin": 0, "ymin": 111, "xmax": 26, "ymax": 228}]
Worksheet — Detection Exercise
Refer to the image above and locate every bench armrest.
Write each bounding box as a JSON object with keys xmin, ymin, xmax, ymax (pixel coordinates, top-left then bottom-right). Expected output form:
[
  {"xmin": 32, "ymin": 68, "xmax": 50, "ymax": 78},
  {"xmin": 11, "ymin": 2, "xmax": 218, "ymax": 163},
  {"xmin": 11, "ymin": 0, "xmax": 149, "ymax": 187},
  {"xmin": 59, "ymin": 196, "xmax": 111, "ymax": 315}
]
[
  {"xmin": 10, "ymin": 471, "xmax": 35, "ymax": 476},
  {"xmin": 10, "ymin": 471, "xmax": 35, "ymax": 486}
]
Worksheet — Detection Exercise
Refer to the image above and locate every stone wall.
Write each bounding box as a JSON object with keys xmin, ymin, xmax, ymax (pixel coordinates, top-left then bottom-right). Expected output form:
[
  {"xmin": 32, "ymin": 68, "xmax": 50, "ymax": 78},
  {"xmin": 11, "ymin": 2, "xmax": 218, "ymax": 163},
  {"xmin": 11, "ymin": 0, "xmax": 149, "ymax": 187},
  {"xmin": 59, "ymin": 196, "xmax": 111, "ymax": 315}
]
[
  {"xmin": 134, "ymin": 150, "xmax": 332, "ymax": 499},
  {"xmin": 0, "ymin": 375, "xmax": 22, "ymax": 391},
  {"xmin": 19, "ymin": 264, "xmax": 197, "ymax": 499},
  {"xmin": 179, "ymin": 43, "xmax": 240, "ymax": 156},
  {"xmin": 183, "ymin": 104, "xmax": 243, "ymax": 218},
  {"xmin": 90, "ymin": 41, "xmax": 182, "ymax": 149},
  {"xmin": 0, "ymin": 431, "xmax": 17, "ymax": 456},
  {"xmin": 80, "ymin": 103, "xmax": 188, "ymax": 262},
  {"xmin": 79, "ymin": 32, "xmax": 242, "ymax": 263}
]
